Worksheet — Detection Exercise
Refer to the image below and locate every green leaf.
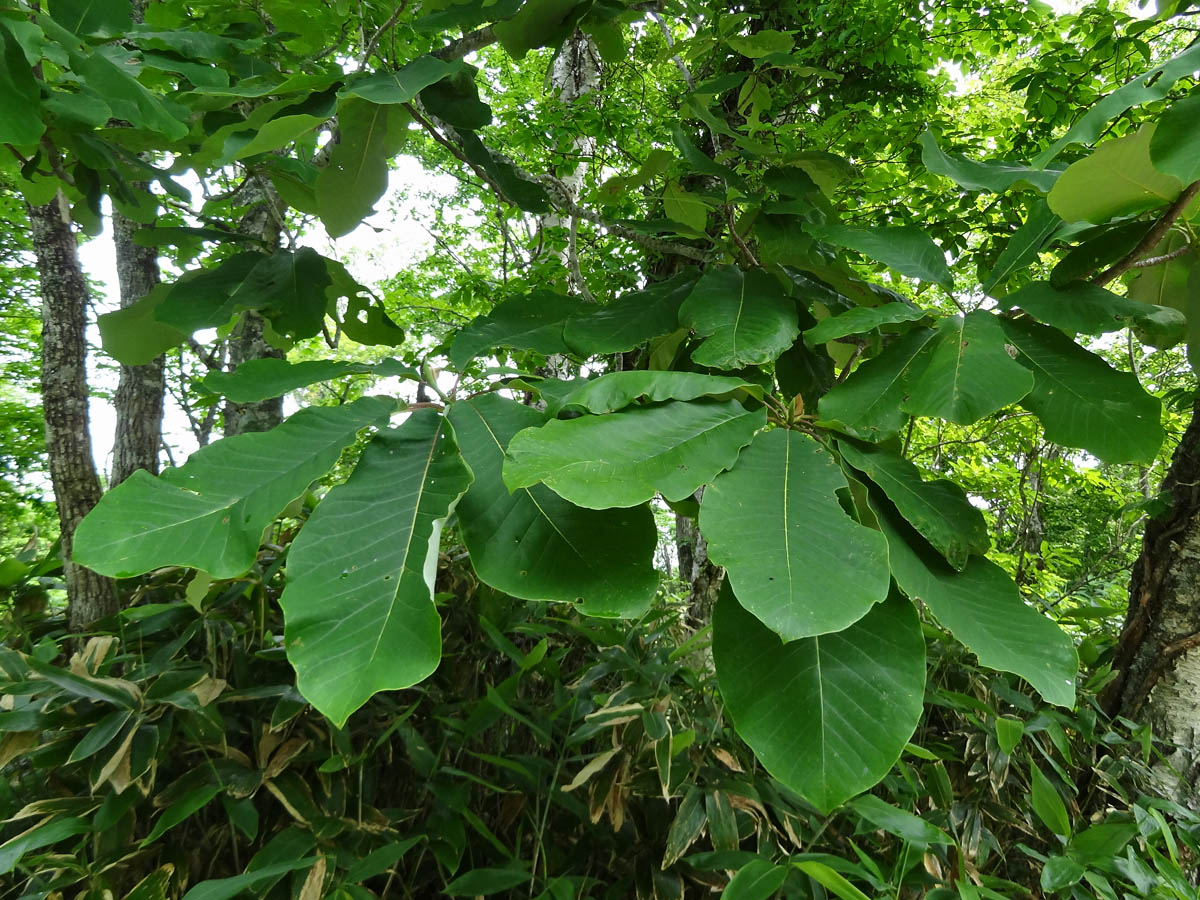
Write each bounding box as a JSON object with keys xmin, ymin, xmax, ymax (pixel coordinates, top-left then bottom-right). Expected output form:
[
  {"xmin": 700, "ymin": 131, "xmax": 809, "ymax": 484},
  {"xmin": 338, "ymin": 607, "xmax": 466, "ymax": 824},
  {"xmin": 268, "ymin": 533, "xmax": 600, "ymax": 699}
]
[
  {"xmin": 342, "ymin": 56, "xmax": 464, "ymax": 103},
  {"xmin": 844, "ymin": 795, "xmax": 952, "ymax": 845},
  {"xmin": 1127, "ymin": 231, "xmax": 1195, "ymax": 312},
  {"xmin": 448, "ymin": 290, "xmax": 585, "ymax": 368},
  {"xmin": 837, "ymin": 440, "xmax": 987, "ymax": 571},
  {"xmin": 458, "ymin": 130, "xmax": 551, "ymax": 212},
  {"xmin": 123, "ymin": 866, "xmax": 174, "ymax": 900},
  {"xmin": 0, "ymin": 23, "xmax": 45, "ymax": 146},
  {"xmin": 504, "ymin": 399, "xmax": 764, "ymax": 507},
  {"xmin": 902, "ymin": 311, "xmax": 1034, "ymax": 426},
  {"xmin": 714, "ymin": 586, "xmax": 925, "ymax": 813},
  {"xmin": 1040, "ymin": 856, "xmax": 1085, "ymax": 893},
  {"xmin": 805, "ymin": 302, "xmax": 927, "ymax": 345},
  {"xmin": 446, "ymin": 395, "xmax": 658, "ymax": 617},
  {"xmin": 202, "ymin": 358, "xmax": 418, "ymax": 403},
  {"xmin": 875, "ymin": 497, "xmax": 1076, "ymax": 707},
  {"xmin": 50, "ymin": 0, "xmax": 132, "ymax": 35},
  {"xmin": 1030, "ymin": 765, "xmax": 1071, "ymax": 837},
  {"xmin": 1007, "ymin": 280, "xmax": 1185, "ymax": 346},
  {"xmin": 1050, "ymin": 221, "xmax": 1152, "ymax": 289},
  {"xmin": 1066, "ymin": 823, "xmax": 1137, "ymax": 864},
  {"xmin": 663, "ymin": 181, "xmax": 708, "ymax": 233},
  {"xmin": 67, "ymin": 710, "xmax": 132, "ymax": 763},
  {"xmin": 494, "ymin": 0, "xmax": 588, "ymax": 57},
  {"xmin": 721, "ymin": 859, "xmax": 787, "ymax": 900},
  {"xmin": 817, "ymin": 328, "xmax": 936, "ymax": 441},
  {"xmin": 142, "ymin": 784, "xmax": 221, "ymax": 845},
  {"xmin": 663, "ymin": 788, "xmax": 708, "ymax": 868},
  {"xmin": 444, "ymin": 868, "xmax": 531, "ymax": 896},
  {"xmin": 74, "ymin": 51, "xmax": 189, "ymax": 140},
  {"xmin": 1034, "ymin": 41, "xmax": 1200, "ymax": 167},
  {"xmin": 1048, "ymin": 126, "xmax": 1182, "ymax": 224},
  {"xmin": 1000, "ymin": 317, "xmax": 1163, "ymax": 463},
  {"xmin": 74, "ymin": 397, "xmax": 396, "ymax": 578},
  {"xmin": 418, "ymin": 68, "xmax": 492, "ymax": 130},
  {"xmin": 0, "ymin": 817, "xmax": 90, "ymax": 875},
  {"xmin": 702, "ymin": 429, "xmax": 890, "ymax": 640},
  {"xmin": 807, "ymin": 224, "xmax": 952, "ymax": 288},
  {"xmin": 727, "ymin": 29, "xmax": 793, "ymax": 58},
  {"xmin": 562, "ymin": 272, "xmax": 696, "ymax": 355},
  {"xmin": 982, "ymin": 198, "xmax": 1061, "ymax": 295},
  {"xmin": 1151, "ymin": 91, "xmax": 1200, "ymax": 183},
  {"xmin": 155, "ymin": 249, "xmax": 333, "ymax": 339},
  {"xmin": 679, "ymin": 267, "xmax": 800, "ymax": 368},
  {"xmin": 98, "ymin": 283, "xmax": 189, "ymax": 365},
  {"xmin": 316, "ymin": 99, "xmax": 408, "ymax": 237},
  {"xmin": 282, "ymin": 410, "xmax": 473, "ymax": 726},
  {"xmin": 532, "ymin": 371, "xmax": 763, "ymax": 415},
  {"xmin": 919, "ymin": 130, "xmax": 1060, "ymax": 193},
  {"xmin": 791, "ymin": 861, "xmax": 871, "ymax": 900},
  {"xmin": 995, "ymin": 716, "xmax": 1024, "ymax": 755},
  {"xmin": 180, "ymin": 858, "xmax": 318, "ymax": 900}
]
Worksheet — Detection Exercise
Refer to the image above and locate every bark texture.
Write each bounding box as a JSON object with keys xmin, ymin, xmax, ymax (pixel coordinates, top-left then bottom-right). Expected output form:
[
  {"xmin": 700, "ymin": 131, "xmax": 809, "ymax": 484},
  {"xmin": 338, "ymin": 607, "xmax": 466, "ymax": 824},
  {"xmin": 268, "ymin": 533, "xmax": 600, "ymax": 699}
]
[
  {"xmin": 27, "ymin": 195, "xmax": 119, "ymax": 629},
  {"xmin": 224, "ymin": 176, "xmax": 287, "ymax": 436},
  {"xmin": 1106, "ymin": 398, "xmax": 1200, "ymax": 807},
  {"xmin": 111, "ymin": 207, "xmax": 164, "ymax": 485}
]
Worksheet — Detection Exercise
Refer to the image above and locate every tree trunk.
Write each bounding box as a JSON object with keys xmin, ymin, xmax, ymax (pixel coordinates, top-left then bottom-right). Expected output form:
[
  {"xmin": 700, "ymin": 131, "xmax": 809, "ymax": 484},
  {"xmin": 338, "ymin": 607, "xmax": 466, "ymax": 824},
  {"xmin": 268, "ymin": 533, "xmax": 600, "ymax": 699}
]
[
  {"xmin": 27, "ymin": 194, "xmax": 119, "ymax": 630},
  {"xmin": 1106, "ymin": 397, "xmax": 1200, "ymax": 807},
  {"xmin": 110, "ymin": 207, "xmax": 164, "ymax": 484}
]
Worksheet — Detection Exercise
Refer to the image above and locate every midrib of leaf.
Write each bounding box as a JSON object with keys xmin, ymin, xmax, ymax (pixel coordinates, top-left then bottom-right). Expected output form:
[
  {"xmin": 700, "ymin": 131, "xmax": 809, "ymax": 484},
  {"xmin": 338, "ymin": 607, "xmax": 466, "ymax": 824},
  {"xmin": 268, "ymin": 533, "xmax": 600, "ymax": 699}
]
[
  {"xmin": 351, "ymin": 106, "xmax": 387, "ymax": 196},
  {"xmin": 730, "ymin": 273, "xmax": 746, "ymax": 360},
  {"xmin": 1106, "ymin": 164, "xmax": 1179, "ymax": 204},
  {"xmin": 781, "ymin": 431, "xmax": 794, "ymax": 604}
]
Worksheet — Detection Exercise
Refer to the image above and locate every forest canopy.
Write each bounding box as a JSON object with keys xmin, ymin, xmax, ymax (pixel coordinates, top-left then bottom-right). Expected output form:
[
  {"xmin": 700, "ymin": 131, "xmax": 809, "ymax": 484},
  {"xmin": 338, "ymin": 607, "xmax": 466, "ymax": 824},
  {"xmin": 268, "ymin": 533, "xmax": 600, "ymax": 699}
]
[{"xmin": 3, "ymin": 0, "xmax": 1200, "ymax": 897}]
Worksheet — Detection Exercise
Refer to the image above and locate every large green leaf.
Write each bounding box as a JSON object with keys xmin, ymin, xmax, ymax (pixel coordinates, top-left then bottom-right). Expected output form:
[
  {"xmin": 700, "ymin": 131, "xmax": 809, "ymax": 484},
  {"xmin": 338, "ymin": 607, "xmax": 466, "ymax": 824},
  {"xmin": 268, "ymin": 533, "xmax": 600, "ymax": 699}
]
[
  {"xmin": 806, "ymin": 224, "xmax": 952, "ymax": 288},
  {"xmin": 816, "ymin": 328, "xmax": 936, "ymax": 441},
  {"xmin": 74, "ymin": 397, "xmax": 396, "ymax": 578},
  {"xmin": 98, "ymin": 283, "xmax": 189, "ymax": 365},
  {"xmin": 562, "ymin": 272, "xmax": 697, "ymax": 355},
  {"xmin": 0, "ymin": 817, "xmax": 91, "ymax": 875},
  {"xmin": 713, "ymin": 586, "xmax": 925, "ymax": 813},
  {"xmin": 1047, "ymin": 126, "xmax": 1182, "ymax": 224},
  {"xmin": 448, "ymin": 291, "xmax": 585, "ymax": 368},
  {"xmin": 74, "ymin": 51, "xmax": 189, "ymax": 140},
  {"xmin": 1000, "ymin": 317, "xmax": 1163, "ymax": 463},
  {"xmin": 155, "ymin": 249, "xmax": 332, "ymax": 339},
  {"xmin": 1151, "ymin": 91, "xmax": 1200, "ymax": 183},
  {"xmin": 0, "ymin": 23, "xmax": 45, "ymax": 146},
  {"xmin": 837, "ymin": 440, "xmax": 987, "ymax": 571},
  {"xmin": 1007, "ymin": 281, "xmax": 1185, "ymax": 346},
  {"xmin": 282, "ymin": 410, "xmax": 473, "ymax": 726},
  {"xmin": 981, "ymin": 198, "xmax": 1061, "ymax": 295},
  {"xmin": 50, "ymin": 0, "xmax": 131, "ymax": 35},
  {"xmin": 202, "ymin": 358, "xmax": 419, "ymax": 403},
  {"xmin": 919, "ymin": 130, "xmax": 1060, "ymax": 193},
  {"xmin": 901, "ymin": 311, "xmax": 1034, "ymax": 426},
  {"xmin": 678, "ymin": 267, "xmax": 800, "ymax": 368},
  {"xmin": 316, "ymin": 99, "xmax": 408, "ymax": 237},
  {"xmin": 875, "ymin": 496, "xmax": 1076, "ymax": 706},
  {"xmin": 493, "ymin": 0, "xmax": 588, "ymax": 57},
  {"xmin": 341, "ymin": 57, "xmax": 464, "ymax": 104},
  {"xmin": 1034, "ymin": 40, "xmax": 1200, "ymax": 167},
  {"xmin": 529, "ymin": 371, "xmax": 763, "ymax": 415},
  {"xmin": 701, "ymin": 429, "xmax": 890, "ymax": 641},
  {"xmin": 805, "ymin": 302, "xmax": 927, "ymax": 345},
  {"xmin": 446, "ymin": 395, "xmax": 658, "ymax": 617},
  {"xmin": 504, "ymin": 399, "xmax": 765, "ymax": 507}
]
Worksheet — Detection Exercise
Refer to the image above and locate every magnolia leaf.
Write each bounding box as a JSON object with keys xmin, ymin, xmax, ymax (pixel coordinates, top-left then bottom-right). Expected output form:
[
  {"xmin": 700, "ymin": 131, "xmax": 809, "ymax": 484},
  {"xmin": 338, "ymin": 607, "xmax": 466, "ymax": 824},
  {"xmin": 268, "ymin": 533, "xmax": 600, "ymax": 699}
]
[
  {"xmin": 1151, "ymin": 91, "xmax": 1200, "ymax": 183},
  {"xmin": 901, "ymin": 311, "xmax": 1034, "ymax": 426},
  {"xmin": 98, "ymin": 283, "xmax": 189, "ymax": 365},
  {"xmin": 493, "ymin": 0, "xmax": 588, "ymax": 57},
  {"xmin": 446, "ymin": 395, "xmax": 658, "ymax": 617},
  {"xmin": 1047, "ymin": 126, "xmax": 1182, "ymax": 224},
  {"xmin": 563, "ymin": 271, "xmax": 697, "ymax": 355},
  {"xmin": 714, "ymin": 586, "xmax": 925, "ymax": 813},
  {"xmin": 74, "ymin": 52, "xmax": 188, "ymax": 140},
  {"xmin": 702, "ymin": 429, "xmax": 890, "ymax": 640},
  {"xmin": 805, "ymin": 302, "xmax": 927, "ymax": 345},
  {"xmin": 504, "ymin": 399, "xmax": 765, "ymax": 507},
  {"xmin": 74, "ymin": 397, "xmax": 396, "ymax": 578},
  {"xmin": 662, "ymin": 181, "xmax": 709, "ymax": 233},
  {"xmin": 0, "ymin": 23, "xmax": 45, "ymax": 146},
  {"xmin": 679, "ymin": 267, "xmax": 800, "ymax": 368},
  {"xmin": 202, "ymin": 358, "xmax": 419, "ymax": 403},
  {"xmin": 726, "ymin": 29, "xmax": 793, "ymax": 58},
  {"xmin": 533, "ymin": 371, "xmax": 763, "ymax": 415},
  {"xmin": 838, "ymin": 440, "xmax": 987, "ymax": 571},
  {"xmin": 282, "ymin": 410, "xmax": 473, "ymax": 726},
  {"xmin": 1127, "ymin": 231, "xmax": 1195, "ymax": 312},
  {"xmin": 874, "ymin": 497, "xmax": 1076, "ymax": 707},
  {"xmin": 1007, "ymin": 281, "xmax": 1185, "ymax": 346},
  {"xmin": 418, "ymin": 69, "xmax": 492, "ymax": 129},
  {"xmin": 817, "ymin": 328, "xmax": 936, "ymax": 441},
  {"xmin": 448, "ymin": 290, "xmax": 585, "ymax": 368},
  {"xmin": 50, "ymin": 0, "xmax": 132, "ymax": 35},
  {"xmin": 807, "ymin": 224, "xmax": 952, "ymax": 288},
  {"xmin": 982, "ymin": 198, "xmax": 1061, "ymax": 295},
  {"xmin": 919, "ymin": 130, "xmax": 1060, "ymax": 193},
  {"xmin": 1000, "ymin": 317, "xmax": 1163, "ymax": 463},
  {"xmin": 341, "ymin": 56, "xmax": 464, "ymax": 104},
  {"xmin": 316, "ymin": 99, "xmax": 408, "ymax": 237}
]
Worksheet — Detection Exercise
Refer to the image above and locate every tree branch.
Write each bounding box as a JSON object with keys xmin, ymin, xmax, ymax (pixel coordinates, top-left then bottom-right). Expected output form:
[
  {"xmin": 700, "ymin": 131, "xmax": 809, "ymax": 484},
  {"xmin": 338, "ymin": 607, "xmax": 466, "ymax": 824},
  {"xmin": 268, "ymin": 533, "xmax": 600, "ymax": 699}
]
[{"xmin": 1092, "ymin": 180, "xmax": 1200, "ymax": 287}]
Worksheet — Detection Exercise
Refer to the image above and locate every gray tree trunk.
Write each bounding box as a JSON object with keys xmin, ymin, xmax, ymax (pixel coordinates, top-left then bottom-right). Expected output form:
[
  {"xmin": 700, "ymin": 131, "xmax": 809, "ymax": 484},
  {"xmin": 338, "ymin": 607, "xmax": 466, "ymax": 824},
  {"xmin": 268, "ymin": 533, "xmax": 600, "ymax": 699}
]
[
  {"xmin": 224, "ymin": 175, "xmax": 286, "ymax": 436},
  {"xmin": 27, "ymin": 194, "xmax": 119, "ymax": 630},
  {"xmin": 111, "ymin": 206, "xmax": 164, "ymax": 484},
  {"xmin": 1107, "ymin": 398, "xmax": 1200, "ymax": 807}
]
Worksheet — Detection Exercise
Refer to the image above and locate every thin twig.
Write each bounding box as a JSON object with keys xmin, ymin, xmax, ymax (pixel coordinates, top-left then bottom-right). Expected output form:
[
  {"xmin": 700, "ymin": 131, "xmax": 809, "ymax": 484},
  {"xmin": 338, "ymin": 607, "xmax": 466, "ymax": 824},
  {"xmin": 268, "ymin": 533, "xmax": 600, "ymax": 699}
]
[
  {"xmin": 726, "ymin": 205, "xmax": 759, "ymax": 268},
  {"xmin": 358, "ymin": 0, "xmax": 409, "ymax": 68},
  {"xmin": 1093, "ymin": 180, "xmax": 1200, "ymax": 286}
]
